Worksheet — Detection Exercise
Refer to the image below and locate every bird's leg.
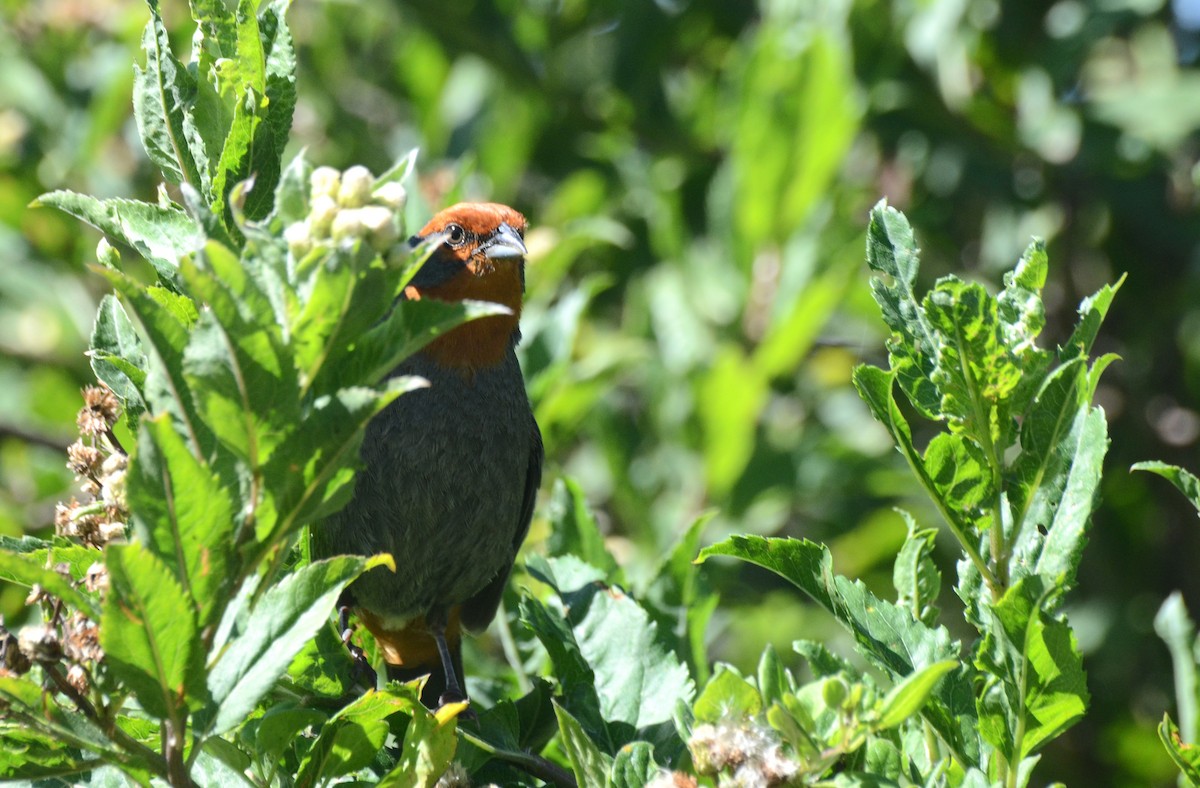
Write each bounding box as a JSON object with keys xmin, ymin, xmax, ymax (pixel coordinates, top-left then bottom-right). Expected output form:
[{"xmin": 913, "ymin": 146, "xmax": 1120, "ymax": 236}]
[
  {"xmin": 338, "ymin": 601, "xmax": 377, "ymax": 689},
  {"xmin": 426, "ymin": 609, "xmax": 467, "ymax": 708}
]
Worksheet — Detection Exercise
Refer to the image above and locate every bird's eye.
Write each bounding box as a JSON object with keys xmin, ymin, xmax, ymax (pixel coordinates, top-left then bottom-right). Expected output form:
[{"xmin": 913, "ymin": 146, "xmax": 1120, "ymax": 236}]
[{"xmin": 445, "ymin": 223, "xmax": 467, "ymax": 247}]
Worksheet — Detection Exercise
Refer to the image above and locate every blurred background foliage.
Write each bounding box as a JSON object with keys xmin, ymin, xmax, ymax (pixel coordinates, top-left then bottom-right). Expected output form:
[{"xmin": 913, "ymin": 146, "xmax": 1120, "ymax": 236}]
[{"xmin": 3, "ymin": 0, "xmax": 1199, "ymax": 783}]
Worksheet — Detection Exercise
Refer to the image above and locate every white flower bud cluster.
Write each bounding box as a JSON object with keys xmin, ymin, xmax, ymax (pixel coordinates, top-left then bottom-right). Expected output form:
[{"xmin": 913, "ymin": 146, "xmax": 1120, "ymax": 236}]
[
  {"xmin": 688, "ymin": 719, "xmax": 798, "ymax": 787},
  {"xmin": 286, "ymin": 164, "xmax": 407, "ymax": 259}
]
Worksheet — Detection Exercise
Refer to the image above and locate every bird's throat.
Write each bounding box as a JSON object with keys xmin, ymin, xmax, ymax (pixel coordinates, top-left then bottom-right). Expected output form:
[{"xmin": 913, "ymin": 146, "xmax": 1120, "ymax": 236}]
[{"xmin": 412, "ymin": 261, "xmax": 523, "ymax": 371}]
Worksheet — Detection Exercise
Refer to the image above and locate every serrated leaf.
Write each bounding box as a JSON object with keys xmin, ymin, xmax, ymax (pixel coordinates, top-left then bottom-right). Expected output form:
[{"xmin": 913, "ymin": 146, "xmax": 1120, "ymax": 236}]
[
  {"xmin": 1062, "ymin": 274, "xmax": 1125, "ymax": 361},
  {"xmin": 641, "ymin": 512, "xmax": 717, "ymax": 686},
  {"xmin": 554, "ymin": 701, "xmax": 613, "ymax": 788},
  {"xmin": 865, "ymin": 201, "xmax": 941, "ymax": 419},
  {"xmin": 90, "ymin": 294, "xmax": 148, "ymax": 414},
  {"xmin": 924, "ymin": 277, "xmax": 1022, "ymax": 444},
  {"xmin": 554, "ymin": 578, "xmax": 695, "ymax": 735},
  {"xmin": 38, "ymin": 192, "xmax": 202, "ymax": 285},
  {"xmin": 545, "ymin": 477, "xmax": 620, "ymax": 578},
  {"xmin": 876, "ymin": 659, "xmax": 958, "ymax": 730},
  {"xmin": 923, "ymin": 433, "xmax": 993, "ymax": 530},
  {"xmin": 128, "ymin": 413, "xmax": 236, "ymax": 627},
  {"xmin": 892, "ymin": 513, "xmax": 941, "ymax": 627},
  {"xmin": 1031, "ymin": 407, "xmax": 1107, "ymax": 591},
  {"xmin": 101, "ymin": 543, "xmax": 198, "ymax": 720},
  {"xmin": 1134, "ymin": 461, "xmax": 1200, "ymax": 517},
  {"xmin": 254, "ymin": 704, "xmax": 327, "ymax": 767},
  {"xmin": 697, "ymin": 535, "xmax": 979, "ymax": 767},
  {"xmin": 208, "ymin": 0, "xmax": 293, "ymax": 223},
  {"xmin": 202, "ymin": 554, "xmax": 387, "ymax": 735},
  {"xmin": 98, "ymin": 268, "xmax": 213, "ymax": 461},
  {"xmin": 974, "ymin": 577, "xmax": 1088, "ymax": 761},
  {"xmin": 258, "ymin": 381, "xmax": 420, "ymax": 542},
  {"xmin": 518, "ymin": 595, "xmax": 611, "ymax": 750},
  {"xmin": 0, "ymin": 551, "xmax": 98, "ymax": 618},
  {"xmin": 133, "ymin": 8, "xmax": 202, "ymax": 189},
  {"xmin": 296, "ymin": 687, "xmax": 419, "ymax": 785},
  {"xmin": 376, "ymin": 698, "xmax": 459, "ymax": 788},
  {"xmin": 319, "ymin": 297, "xmax": 510, "ymax": 397}
]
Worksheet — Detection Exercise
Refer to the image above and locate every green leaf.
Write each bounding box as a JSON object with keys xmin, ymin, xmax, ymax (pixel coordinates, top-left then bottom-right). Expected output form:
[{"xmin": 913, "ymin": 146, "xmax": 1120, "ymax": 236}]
[
  {"xmin": 208, "ymin": 0, "xmax": 294, "ymax": 223},
  {"xmin": 610, "ymin": 741, "xmax": 660, "ymax": 788},
  {"xmin": 101, "ymin": 543, "xmax": 198, "ymax": 720},
  {"xmin": 554, "ymin": 701, "xmax": 614, "ymax": 788},
  {"xmin": 37, "ymin": 192, "xmax": 202, "ymax": 285},
  {"xmin": 254, "ymin": 704, "xmax": 327, "ymax": 768},
  {"xmin": 974, "ymin": 577, "xmax": 1088, "ymax": 761},
  {"xmin": 1155, "ymin": 593, "xmax": 1200, "ymax": 746},
  {"xmin": 376, "ymin": 701, "xmax": 460, "ymax": 788},
  {"xmin": 90, "ymin": 294, "xmax": 148, "ymax": 415},
  {"xmin": 697, "ymin": 535, "xmax": 979, "ymax": 766},
  {"xmin": 876, "ymin": 659, "xmax": 958, "ymax": 730},
  {"xmin": 127, "ymin": 413, "xmax": 236, "ymax": 628},
  {"xmin": 1030, "ymin": 407, "xmax": 1108, "ymax": 591},
  {"xmin": 545, "ymin": 477, "xmax": 620, "ymax": 579},
  {"xmin": 290, "ymin": 245, "xmax": 400, "ymax": 395},
  {"xmin": 203, "ymin": 554, "xmax": 389, "ymax": 735},
  {"xmin": 1134, "ymin": 461, "xmax": 1200, "ymax": 517},
  {"xmin": 518, "ymin": 595, "xmax": 611, "ymax": 750},
  {"xmin": 258, "ymin": 381, "xmax": 421, "ymax": 542},
  {"xmin": 864, "ymin": 201, "xmax": 941, "ymax": 419},
  {"xmin": 132, "ymin": 6, "xmax": 202, "ymax": 189},
  {"xmin": 287, "ymin": 618, "xmax": 357, "ymax": 699},
  {"xmin": 641, "ymin": 512, "xmax": 717, "ymax": 686},
  {"xmin": 892, "ymin": 513, "xmax": 941, "ymax": 627},
  {"xmin": 0, "ymin": 551, "xmax": 99, "ymax": 617},
  {"xmin": 729, "ymin": 19, "xmax": 858, "ymax": 253},
  {"xmin": 99, "ymin": 269, "xmax": 213, "ymax": 459},
  {"xmin": 1160, "ymin": 713, "xmax": 1200, "ymax": 785},
  {"xmin": 757, "ymin": 643, "xmax": 788, "ymax": 707},
  {"xmin": 1062, "ymin": 274, "xmax": 1125, "ymax": 361},
  {"xmin": 319, "ymin": 297, "xmax": 511, "ymax": 397},
  {"xmin": 697, "ymin": 344, "xmax": 768, "ymax": 497},
  {"xmin": 0, "ymin": 726, "xmax": 99, "ymax": 781},
  {"xmin": 923, "ymin": 433, "xmax": 993, "ymax": 530},
  {"xmin": 541, "ymin": 568, "xmax": 695, "ymax": 733},
  {"xmin": 1008, "ymin": 359, "xmax": 1088, "ymax": 556},
  {"xmin": 296, "ymin": 688, "xmax": 419, "ymax": 785},
  {"xmin": 693, "ymin": 665, "xmax": 762, "ymax": 724},
  {"xmin": 924, "ymin": 277, "xmax": 1023, "ymax": 444}
]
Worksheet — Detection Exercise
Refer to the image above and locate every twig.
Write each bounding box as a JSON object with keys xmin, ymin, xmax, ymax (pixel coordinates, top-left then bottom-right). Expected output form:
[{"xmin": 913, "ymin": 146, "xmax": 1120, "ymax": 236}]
[{"xmin": 458, "ymin": 727, "xmax": 577, "ymax": 787}]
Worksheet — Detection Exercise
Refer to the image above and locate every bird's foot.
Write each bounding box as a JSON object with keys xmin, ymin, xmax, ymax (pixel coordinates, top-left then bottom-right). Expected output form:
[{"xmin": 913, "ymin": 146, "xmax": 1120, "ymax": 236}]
[
  {"xmin": 338, "ymin": 604, "xmax": 377, "ymax": 689},
  {"xmin": 437, "ymin": 690, "xmax": 476, "ymax": 721}
]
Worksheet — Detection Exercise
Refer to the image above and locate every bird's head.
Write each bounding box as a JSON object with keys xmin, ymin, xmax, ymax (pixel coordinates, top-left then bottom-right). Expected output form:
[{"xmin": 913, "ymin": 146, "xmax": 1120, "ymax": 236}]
[{"xmin": 405, "ymin": 202, "xmax": 530, "ymax": 370}]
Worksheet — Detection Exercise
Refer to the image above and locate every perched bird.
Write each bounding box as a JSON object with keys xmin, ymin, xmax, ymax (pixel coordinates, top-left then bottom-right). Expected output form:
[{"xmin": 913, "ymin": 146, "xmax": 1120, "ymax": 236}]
[{"xmin": 313, "ymin": 202, "xmax": 543, "ymax": 707}]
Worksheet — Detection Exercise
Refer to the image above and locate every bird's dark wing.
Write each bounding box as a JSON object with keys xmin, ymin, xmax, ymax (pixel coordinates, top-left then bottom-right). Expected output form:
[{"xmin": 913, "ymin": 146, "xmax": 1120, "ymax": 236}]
[{"xmin": 460, "ymin": 417, "xmax": 543, "ymax": 633}]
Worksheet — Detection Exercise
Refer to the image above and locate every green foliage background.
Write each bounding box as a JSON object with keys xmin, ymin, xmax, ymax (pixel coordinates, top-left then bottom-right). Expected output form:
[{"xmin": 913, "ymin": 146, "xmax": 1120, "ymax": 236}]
[{"xmin": 4, "ymin": 0, "xmax": 1199, "ymax": 783}]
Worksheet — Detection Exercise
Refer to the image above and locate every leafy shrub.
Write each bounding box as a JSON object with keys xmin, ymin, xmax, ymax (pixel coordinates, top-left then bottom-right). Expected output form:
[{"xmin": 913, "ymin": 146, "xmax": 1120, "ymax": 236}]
[{"xmin": 0, "ymin": 2, "xmax": 1120, "ymax": 786}]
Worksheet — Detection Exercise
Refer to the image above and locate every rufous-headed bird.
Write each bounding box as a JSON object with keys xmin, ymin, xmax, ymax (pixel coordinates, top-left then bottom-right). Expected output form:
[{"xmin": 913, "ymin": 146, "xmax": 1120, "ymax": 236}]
[{"xmin": 313, "ymin": 202, "xmax": 542, "ymax": 708}]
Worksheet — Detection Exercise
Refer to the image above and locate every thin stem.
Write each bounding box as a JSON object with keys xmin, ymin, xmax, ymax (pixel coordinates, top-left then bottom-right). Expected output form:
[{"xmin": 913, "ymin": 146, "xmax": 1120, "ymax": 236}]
[{"xmin": 458, "ymin": 727, "xmax": 576, "ymax": 787}]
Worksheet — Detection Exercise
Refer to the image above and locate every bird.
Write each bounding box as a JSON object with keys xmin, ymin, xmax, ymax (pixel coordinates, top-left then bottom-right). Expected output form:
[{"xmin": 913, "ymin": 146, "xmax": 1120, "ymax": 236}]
[{"xmin": 312, "ymin": 202, "xmax": 543, "ymax": 709}]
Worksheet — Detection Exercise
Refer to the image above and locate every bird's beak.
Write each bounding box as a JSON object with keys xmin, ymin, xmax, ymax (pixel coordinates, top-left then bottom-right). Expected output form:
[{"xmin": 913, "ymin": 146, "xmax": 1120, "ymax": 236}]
[{"xmin": 481, "ymin": 223, "xmax": 528, "ymax": 260}]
